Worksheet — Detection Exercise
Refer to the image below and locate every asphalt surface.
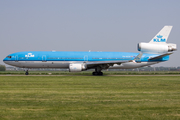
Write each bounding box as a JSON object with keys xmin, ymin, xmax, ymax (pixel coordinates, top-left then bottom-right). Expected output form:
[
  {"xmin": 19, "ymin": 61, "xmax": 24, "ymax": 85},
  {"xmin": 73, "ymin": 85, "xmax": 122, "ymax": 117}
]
[{"xmin": 0, "ymin": 75, "xmax": 180, "ymax": 76}]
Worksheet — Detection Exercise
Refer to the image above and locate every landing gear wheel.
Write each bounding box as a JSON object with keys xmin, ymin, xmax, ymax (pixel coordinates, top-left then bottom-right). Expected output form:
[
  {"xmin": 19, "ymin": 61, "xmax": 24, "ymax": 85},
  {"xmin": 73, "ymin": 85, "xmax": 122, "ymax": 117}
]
[
  {"xmin": 25, "ymin": 71, "xmax": 29, "ymax": 75},
  {"xmin": 92, "ymin": 72, "xmax": 98, "ymax": 75},
  {"xmin": 99, "ymin": 72, "xmax": 103, "ymax": 75},
  {"xmin": 92, "ymin": 72, "xmax": 103, "ymax": 76}
]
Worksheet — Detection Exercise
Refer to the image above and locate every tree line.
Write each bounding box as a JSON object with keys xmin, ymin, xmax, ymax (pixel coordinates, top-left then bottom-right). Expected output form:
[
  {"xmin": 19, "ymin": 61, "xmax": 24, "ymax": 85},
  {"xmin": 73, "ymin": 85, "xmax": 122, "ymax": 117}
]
[{"xmin": 0, "ymin": 65, "xmax": 6, "ymax": 71}]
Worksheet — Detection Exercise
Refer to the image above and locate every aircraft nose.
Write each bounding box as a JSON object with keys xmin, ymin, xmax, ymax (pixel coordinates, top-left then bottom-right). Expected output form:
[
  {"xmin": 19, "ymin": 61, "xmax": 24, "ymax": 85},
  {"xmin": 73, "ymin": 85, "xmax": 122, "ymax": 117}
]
[{"xmin": 3, "ymin": 58, "xmax": 7, "ymax": 63}]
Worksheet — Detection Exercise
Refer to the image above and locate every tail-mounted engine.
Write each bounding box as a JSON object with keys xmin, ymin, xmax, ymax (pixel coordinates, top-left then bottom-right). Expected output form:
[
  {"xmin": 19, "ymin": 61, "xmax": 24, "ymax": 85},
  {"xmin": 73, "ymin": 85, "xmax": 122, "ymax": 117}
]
[{"xmin": 138, "ymin": 42, "xmax": 177, "ymax": 53}]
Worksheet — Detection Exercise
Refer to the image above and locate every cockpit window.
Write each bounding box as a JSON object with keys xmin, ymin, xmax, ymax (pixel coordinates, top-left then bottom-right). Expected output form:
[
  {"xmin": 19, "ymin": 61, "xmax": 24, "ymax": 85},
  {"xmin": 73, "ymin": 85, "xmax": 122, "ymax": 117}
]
[{"xmin": 7, "ymin": 56, "xmax": 11, "ymax": 58}]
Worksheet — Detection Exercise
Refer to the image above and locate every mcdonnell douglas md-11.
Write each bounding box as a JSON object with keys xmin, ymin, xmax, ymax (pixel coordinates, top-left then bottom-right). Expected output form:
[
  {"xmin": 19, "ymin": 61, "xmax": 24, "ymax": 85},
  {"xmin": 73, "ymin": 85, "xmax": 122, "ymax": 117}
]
[{"xmin": 3, "ymin": 26, "xmax": 177, "ymax": 75}]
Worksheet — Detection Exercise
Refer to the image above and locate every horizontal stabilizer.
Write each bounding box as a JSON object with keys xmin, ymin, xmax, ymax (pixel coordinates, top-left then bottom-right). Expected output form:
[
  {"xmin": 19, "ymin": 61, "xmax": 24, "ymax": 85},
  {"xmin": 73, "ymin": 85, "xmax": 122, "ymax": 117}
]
[{"xmin": 148, "ymin": 52, "xmax": 173, "ymax": 60}]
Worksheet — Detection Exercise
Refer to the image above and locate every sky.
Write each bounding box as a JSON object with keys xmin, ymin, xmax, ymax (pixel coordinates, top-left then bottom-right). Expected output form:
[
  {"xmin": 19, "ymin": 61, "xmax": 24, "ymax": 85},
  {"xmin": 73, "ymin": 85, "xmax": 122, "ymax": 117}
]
[{"xmin": 0, "ymin": 0, "xmax": 180, "ymax": 67}]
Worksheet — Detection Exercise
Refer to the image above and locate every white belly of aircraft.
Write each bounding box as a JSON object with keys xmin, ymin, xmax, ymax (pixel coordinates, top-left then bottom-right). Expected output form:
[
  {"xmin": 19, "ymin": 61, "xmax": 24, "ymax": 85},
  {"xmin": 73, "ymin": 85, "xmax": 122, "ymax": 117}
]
[
  {"xmin": 4, "ymin": 61, "xmax": 158, "ymax": 69},
  {"xmin": 4, "ymin": 61, "xmax": 70, "ymax": 68}
]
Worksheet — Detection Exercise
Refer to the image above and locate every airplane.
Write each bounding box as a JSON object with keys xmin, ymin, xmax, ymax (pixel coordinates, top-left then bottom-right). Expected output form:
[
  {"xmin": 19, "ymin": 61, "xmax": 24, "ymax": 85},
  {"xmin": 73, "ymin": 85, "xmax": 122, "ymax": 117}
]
[{"xmin": 3, "ymin": 26, "xmax": 177, "ymax": 75}]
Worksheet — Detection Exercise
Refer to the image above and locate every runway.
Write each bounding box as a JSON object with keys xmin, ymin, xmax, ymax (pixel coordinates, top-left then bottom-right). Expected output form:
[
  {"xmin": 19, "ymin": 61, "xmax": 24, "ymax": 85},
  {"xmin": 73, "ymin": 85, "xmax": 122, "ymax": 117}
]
[{"xmin": 0, "ymin": 75, "xmax": 180, "ymax": 76}]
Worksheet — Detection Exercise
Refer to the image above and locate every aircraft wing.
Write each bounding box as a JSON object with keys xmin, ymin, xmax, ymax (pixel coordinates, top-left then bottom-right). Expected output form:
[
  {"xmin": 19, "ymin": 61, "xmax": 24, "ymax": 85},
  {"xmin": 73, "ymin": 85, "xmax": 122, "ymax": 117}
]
[
  {"xmin": 85, "ymin": 52, "xmax": 142, "ymax": 66},
  {"xmin": 86, "ymin": 60, "xmax": 128, "ymax": 65},
  {"xmin": 148, "ymin": 52, "xmax": 173, "ymax": 60}
]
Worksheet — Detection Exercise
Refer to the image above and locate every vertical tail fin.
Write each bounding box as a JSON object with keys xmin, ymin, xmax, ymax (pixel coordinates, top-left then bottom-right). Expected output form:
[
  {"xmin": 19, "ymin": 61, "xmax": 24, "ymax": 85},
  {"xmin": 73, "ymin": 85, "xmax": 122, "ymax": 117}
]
[{"xmin": 149, "ymin": 26, "xmax": 173, "ymax": 44}]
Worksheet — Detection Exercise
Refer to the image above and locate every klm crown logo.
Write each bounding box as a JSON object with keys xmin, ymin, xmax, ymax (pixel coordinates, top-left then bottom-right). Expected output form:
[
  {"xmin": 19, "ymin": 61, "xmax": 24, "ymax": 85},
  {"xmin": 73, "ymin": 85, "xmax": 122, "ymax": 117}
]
[
  {"xmin": 153, "ymin": 35, "xmax": 166, "ymax": 42},
  {"xmin": 25, "ymin": 53, "xmax": 35, "ymax": 57}
]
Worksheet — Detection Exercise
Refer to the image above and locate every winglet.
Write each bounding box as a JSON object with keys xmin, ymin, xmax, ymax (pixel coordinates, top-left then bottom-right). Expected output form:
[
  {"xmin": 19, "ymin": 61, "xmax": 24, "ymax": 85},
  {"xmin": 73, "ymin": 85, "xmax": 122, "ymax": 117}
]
[
  {"xmin": 129, "ymin": 53, "xmax": 143, "ymax": 63},
  {"xmin": 134, "ymin": 52, "xmax": 143, "ymax": 61}
]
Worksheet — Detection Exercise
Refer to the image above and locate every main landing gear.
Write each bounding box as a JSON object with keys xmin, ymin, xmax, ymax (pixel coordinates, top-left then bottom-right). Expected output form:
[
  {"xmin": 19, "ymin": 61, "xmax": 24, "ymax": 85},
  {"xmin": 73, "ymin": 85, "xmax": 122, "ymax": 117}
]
[
  {"xmin": 25, "ymin": 70, "xmax": 29, "ymax": 75},
  {"xmin": 92, "ymin": 67, "xmax": 103, "ymax": 76}
]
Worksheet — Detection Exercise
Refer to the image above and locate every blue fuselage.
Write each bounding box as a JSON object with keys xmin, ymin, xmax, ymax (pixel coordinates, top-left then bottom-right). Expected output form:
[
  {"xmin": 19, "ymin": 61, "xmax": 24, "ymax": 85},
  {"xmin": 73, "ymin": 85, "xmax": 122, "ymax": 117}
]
[
  {"xmin": 3, "ymin": 51, "xmax": 169, "ymax": 62},
  {"xmin": 3, "ymin": 51, "xmax": 169, "ymax": 69}
]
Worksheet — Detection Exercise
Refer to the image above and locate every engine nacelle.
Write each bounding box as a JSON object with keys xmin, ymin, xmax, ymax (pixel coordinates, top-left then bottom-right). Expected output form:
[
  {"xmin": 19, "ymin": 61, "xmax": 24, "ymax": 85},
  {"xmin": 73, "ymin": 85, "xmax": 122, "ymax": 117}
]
[
  {"xmin": 138, "ymin": 42, "xmax": 177, "ymax": 53},
  {"xmin": 69, "ymin": 63, "xmax": 87, "ymax": 72},
  {"xmin": 167, "ymin": 43, "xmax": 177, "ymax": 51}
]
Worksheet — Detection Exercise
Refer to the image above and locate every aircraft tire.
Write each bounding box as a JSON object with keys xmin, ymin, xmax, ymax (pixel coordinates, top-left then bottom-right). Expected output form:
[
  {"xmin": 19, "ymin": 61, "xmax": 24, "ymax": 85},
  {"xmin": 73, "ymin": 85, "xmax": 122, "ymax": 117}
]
[
  {"xmin": 94, "ymin": 72, "xmax": 98, "ymax": 75},
  {"xmin": 92, "ymin": 72, "xmax": 103, "ymax": 76},
  {"xmin": 92, "ymin": 72, "xmax": 98, "ymax": 76},
  {"xmin": 99, "ymin": 72, "xmax": 103, "ymax": 76},
  {"xmin": 25, "ymin": 72, "xmax": 29, "ymax": 75}
]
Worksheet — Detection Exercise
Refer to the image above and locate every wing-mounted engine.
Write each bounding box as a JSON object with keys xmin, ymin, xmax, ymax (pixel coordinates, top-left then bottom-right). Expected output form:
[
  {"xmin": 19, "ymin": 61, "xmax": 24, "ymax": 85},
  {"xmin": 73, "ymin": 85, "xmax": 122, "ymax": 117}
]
[
  {"xmin": 138, "ymin": 42, "xmax": 177, "ymax": 54},
  {"xmin": 69, "ymin": 63, "xmax": 87, "ymax": 72}
]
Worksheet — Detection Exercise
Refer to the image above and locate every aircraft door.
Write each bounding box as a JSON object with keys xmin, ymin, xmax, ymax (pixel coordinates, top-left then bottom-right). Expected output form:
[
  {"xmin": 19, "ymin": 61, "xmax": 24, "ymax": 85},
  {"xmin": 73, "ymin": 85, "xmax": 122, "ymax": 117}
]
[
  {"xmin": 42, "ymin": 55, "xmax": 46, "ymax": 62},
  {"xmin": 84, "ymin": 55, "xmax": 88, "ymax": 62},
  {"xmin": 15, "ymin": 55, "xmax": 18, "ymax": 62}
]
